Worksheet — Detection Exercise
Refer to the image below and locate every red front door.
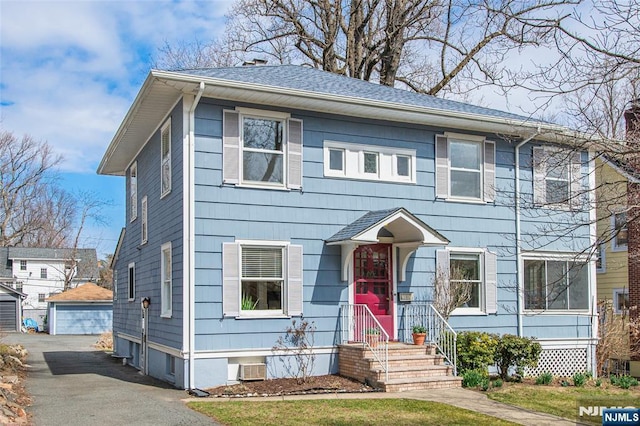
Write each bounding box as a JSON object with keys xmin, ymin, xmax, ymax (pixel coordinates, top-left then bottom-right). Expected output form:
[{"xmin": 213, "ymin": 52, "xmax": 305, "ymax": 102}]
[{"xmin": 354, "ymin": 244, "xmax": 394, "ymax": 338}]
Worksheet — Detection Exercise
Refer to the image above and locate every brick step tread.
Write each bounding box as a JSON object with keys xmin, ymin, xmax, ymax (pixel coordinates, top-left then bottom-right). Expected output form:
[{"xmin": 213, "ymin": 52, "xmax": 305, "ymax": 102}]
[
  {"xmin": 375, "ymin": 364, "xmax": 452, "ymax": 373},
  {"xmin": 364, "ymin": 354, "xmax": 445, "ymax": 362},
  {"xmin": 384, "ymin": 381, "xmax": 462, "ymax": 392},
  {"xmin": 380, "ymin": 376, "xmax": 463, "ymax": 386}
]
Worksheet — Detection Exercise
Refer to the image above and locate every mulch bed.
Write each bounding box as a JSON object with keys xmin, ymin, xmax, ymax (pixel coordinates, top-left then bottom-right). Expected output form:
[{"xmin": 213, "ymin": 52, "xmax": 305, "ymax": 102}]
[{"xmin": 203, "ymin": 374, "xmax": 377, "ymax": 398}]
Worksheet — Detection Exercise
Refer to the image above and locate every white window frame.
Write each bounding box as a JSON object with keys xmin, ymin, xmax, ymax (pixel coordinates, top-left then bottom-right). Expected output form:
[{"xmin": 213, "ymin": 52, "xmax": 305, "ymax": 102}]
[
  {"xmin": 323, "ymin": 140, "xmax": 416, "ymax": 183},
  {"xmin": 38, "ymin": 293, "xmax": 46, "ymax": 303},
  {"xmin": 613, "ymin": 288, "xmax": 629, "ymax": 314},
  {"xmin": 20, "ymin": 260, "xmax": 27, "ymax": 271},
  {"xmin": 161, "ymin": 242, "xmax": 172, "ymax": 318},
  {"xmin": 522, "ymin": 254, "xmax": 590, "ymax": 312},
  {"xmin": 448, "ymin": 137, "xmax": 483, "ymax": 201},
  {"xmin": 141, "ymin": 196, "xmax": 148, "ymax": 245},
  {"xmin": 447, "ymin": 248, "xmax": 486, "ymax": 316},
  {"xmin": 160, "ymin": 119, "xmax": 172, "ymax": 198},
  {"xmin": 130, "ymin": 162, "xmax": 138, "ymax": 222},
  {"xmin": 612, "ymin": 212, "xmax": 628, "ymax": 252},
  {"xmin": 238, "ymin": 240, "xmax": 288, "ymax": 318},
  {"xmin": 240, "ymin": 109, "xmax": 289, "ymax": 188},
  {"xmin": 128, "ymin": 262, "xmax": 136, "ymax": 301},
  {"xmin": 40, "ymin": 268, "xmax": 47, "ymax": 279}
]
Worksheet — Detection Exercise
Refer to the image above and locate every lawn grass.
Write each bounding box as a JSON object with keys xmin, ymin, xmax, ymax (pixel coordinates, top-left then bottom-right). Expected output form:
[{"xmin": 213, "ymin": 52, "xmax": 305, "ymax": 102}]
[
  {"xmin": 487, "ymin": 384, "xmax": 640, "ymax": 424},
  {"xmin": 188, "ymin": 399, "xmax": 518, "ymax": 426}
]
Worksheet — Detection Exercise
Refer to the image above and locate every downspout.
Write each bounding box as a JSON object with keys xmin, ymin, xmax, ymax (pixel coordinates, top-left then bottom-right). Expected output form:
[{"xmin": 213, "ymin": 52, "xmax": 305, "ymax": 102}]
[
  {"xmin": 188, "ymin": 82, "xmax": 205, "ymax": 389},
  {"xmin": 515, "ymin": 130, "xmax": 539, "ymax": 337}
]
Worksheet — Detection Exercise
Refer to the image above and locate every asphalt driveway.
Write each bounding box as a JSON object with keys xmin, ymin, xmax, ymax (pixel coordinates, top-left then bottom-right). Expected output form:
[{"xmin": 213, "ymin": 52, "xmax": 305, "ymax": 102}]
[{"xmin": 4, "ymin": 333, "xmax": 216, "ymax": 426}]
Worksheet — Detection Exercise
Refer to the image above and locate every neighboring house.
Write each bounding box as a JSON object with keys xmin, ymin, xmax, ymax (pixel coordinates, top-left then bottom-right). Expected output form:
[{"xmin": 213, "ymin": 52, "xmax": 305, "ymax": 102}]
[
  {"xmin": 47, "ymin": 283, "xmax": 113, "ymax": 335},
  {"xmin": 595, "ymin": 99, "xmax": 640, "ymax": 377},
  {"xmin": 0, "ymin": 247, "xmax": 99, "ymax": 329},
  {"xmin": 99, "ymin": 64, "xmax": 597, "ymax": 390}
]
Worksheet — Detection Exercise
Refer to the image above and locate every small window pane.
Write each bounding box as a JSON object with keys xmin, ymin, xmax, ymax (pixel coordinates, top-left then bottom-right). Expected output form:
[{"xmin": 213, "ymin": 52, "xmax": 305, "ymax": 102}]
[
  {"xmin": 397, "ymin": 156, "xmax": 410, "ymax": 177},
  {"xmin": 329, "ymin": 149, "xmax": 344, "ymax": 171},
  {"xmin": 524, "ymin": 260, "xmax": 545, "ymax": 309},
  {"xmin": 364, "ymin": 152, "xmax": 378, "ymax": 174},
  {"xmin": 616, "ymin": 290, "xmax": 630, "ymax": 312},
  {"xmin": 546, "ymin": 180, "xmax": 569, "ymax": 204},
  {"xmin": 615, "ymin": 213, "xmax": 628, "ymax": 246},
  {"xmin": 546, "ymin": 154, "xmax": 568, "ymax": 179},
  {"xmin": 242, "ymin": 247, "xmax": 283, "ymax": 278},
  {"xmin": 243, "ymin": 118, "xmax": 283, "ymax": 151},
  {"xmin": 450, "ymin": 141, "xmax": 481, "ymax": 170},
  {"xmin": 241, "ymin": 281, "xmax": 282, "ymax": 310},
  {"xmin": 243, "ymin": 152, "xmax": 283, "ymax": 183},
  {"xmin": 451, "ymin": 170, "xmax": 481, "ymax": 198}
]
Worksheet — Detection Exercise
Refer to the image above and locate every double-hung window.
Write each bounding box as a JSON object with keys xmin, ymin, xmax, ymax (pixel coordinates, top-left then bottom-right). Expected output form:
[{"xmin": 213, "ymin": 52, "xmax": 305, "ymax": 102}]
[
  {"xmin": 130, "ymin": 162, "xmax": 138, "ymax": 221},
  {"xmin": 612, "ymin": 212, "xmax": 628, "ymax": 251},
  {"xmin": 435, "ymin": 134, "xmax": 495, "ymax": 202},
  {"xmin": 40, "ymin": 268, "xmax": 47, "ymax": 279},
  {"xmin": 436, "ymin": 249, "xmax": 497, "ymax": 314},
  {"xmin": 222, "ymin": 241, "xmax": 303, "ymax": 318},
  {"xmin": 161, "ymin": 119, "xmax": 171, "ymax": 197},
  {"xmin": 161, "ymin": 242, "xmax": 172, "ymax": 317},
  {"xmin": 613, "ymin": 288, "xmax": 629, "ymax": 314},
  {"xmin": 524, "ymin": 258, "xmax": 589, "ymax": 311},
  {"xmin": 20, "ymin": 260, "xmax": 27, "ymax": 271},
  {"xmin": 533, "ymin": 147, "xmax": 582, "ymax": 208},
  {"xmin": 223, "ymin": 109, "xmax": 302, "ymax": 190}
]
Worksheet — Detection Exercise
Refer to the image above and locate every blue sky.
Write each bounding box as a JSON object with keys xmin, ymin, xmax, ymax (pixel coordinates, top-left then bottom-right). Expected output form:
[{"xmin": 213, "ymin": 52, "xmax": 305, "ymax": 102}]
[{"xmin": 0, "ymin": 0, "xmax": 232, "ymax": 257}]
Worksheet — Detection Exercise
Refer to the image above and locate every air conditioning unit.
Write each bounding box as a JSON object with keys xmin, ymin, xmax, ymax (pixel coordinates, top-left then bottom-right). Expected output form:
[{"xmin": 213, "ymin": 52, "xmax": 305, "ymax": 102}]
[{"xmin": 239, "ymin": 363, "xmax": 267, "ymax": 381}]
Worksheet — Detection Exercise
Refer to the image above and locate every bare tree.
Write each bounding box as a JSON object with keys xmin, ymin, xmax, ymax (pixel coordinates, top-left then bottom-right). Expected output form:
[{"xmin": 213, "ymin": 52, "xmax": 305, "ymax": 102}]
[
  {"xmin": 98, "ymin": 254, "xmax": 114, "ymax": 290},
  {"xmin": 432, "ymin": 265, "xmax": 472, "ymax": 320},
  {"xmin": 0, "ymin": 131, "xmax": 71, "ymax": 247}
]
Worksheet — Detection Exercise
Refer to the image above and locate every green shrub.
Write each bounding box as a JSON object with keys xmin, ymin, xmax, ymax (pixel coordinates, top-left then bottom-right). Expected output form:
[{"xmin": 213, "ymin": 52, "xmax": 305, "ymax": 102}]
[
  {"xmin": 462, "ymin": 369, "xmax": 488, "ymax": 388},
  {"xmin": 535, "ymin": 372, "xmax": 553, "ymax": 385},
  {"xmin": 595, "ymin": 379, "xmax": 602, "ymax": 387},
  {"xmin": 456, "ymin": 331, "xmax": 499, "ymax": 374},
  {"xmin": 611, "ymin": 375, "xmax": 639, "ymax": 389},
  {"xmin": 572, "ymin": 372, "xmax": 586, "ymax": 387},
  {"xmin": 493, "ymin": 334, "xmax": 542, "ymax": 380},
  {"xmin": 480, "ymin": 377, "xmax": 490, "ymax": 391},
  {"xmin": 491, "ymin": 378, "xmax": 503, "ymax": 388},
  {"xmin": 561, "ymin": 380, "xmax": 570, "ymax": 387}
]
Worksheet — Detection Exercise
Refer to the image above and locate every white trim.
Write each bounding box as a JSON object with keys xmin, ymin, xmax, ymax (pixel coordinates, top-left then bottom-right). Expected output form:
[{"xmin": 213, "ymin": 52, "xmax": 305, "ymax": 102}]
[
  {"xmin": 596, "ymin": 242, "xmax": 606, "ymax": 273},
  {"xmin": 147, "ymin": 340, "xmax": 183, "ymax": 358},
  {"xmin": 235, "ymin": 239, "xmax": 290, "ymax": 246},
  {"xmin": 444, "ymin": 132, "xmax": 486, "ymax": 142},
  {"xmin": 117, "ymin": 332, "xmax": 142, "ymax": 345},
  {"xmin": 234, "ymin": 107, "xmax": 290, "ymax": 119},
  {"xmin": 192, "ymin": 345, "xmax": 338, "ymax": 359},
  {"xmin": 521, "ymin": 251, "xmax": 590, "ymax": 262},
  {"xmin": 446, "ymin": 248, "xmax": 486, "ymax": 314},
  {"xmin": 323, "ymin": 140, "xmax": 416, "ymax": 183}
]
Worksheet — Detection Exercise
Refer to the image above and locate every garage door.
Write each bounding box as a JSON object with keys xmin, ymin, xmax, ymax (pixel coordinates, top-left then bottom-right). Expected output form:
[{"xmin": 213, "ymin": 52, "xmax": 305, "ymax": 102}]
[
  {"xmin": 54, "ymin": 304, "xmax": 112, "ymax": 335},
  {"xmin": 0, "ymin": 300, "xmax": 18, "ymax": 331}
]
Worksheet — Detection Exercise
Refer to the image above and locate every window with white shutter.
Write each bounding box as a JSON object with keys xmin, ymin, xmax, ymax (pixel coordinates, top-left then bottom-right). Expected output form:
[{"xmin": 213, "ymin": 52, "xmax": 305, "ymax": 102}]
[
  {"xmin": 130, "ymin": 162, "xmax": 137, "ymax": 221},
  {"xmin": 223, "ymin": 241, "xmax": 303, "ymax": 318},
  {"xmin": 223, "ymin": 109, "xmax": 302, "ymax": 189},
  {"xmin": 435, "ymin": 134, "xmax": 495, "ymax": 203},
  {"xmin": 161, "ymin": 242, "xmax": 172, "ymax": 317},
  {"xmin": 533, "ymin": 147, "xmax": 583, "ymax": 209},
  {"xmin": 435, "ymin": 248, "xmax": 497, "ymax": 315}
]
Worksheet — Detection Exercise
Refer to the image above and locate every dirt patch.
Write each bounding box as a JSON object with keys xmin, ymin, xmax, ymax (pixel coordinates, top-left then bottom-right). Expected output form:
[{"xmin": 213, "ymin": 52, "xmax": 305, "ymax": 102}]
[{"xmin": 204, "ymin": 374, "xmax": 377, "ymax": 397}]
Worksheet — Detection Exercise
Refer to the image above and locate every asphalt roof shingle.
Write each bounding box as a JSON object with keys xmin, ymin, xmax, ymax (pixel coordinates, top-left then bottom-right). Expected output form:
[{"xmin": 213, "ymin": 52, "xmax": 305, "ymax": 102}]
[
  {"xmin": 46, "ymin": 282, "xmax": 112, "ymax": 302},
  {"xmin": 179, "ymin": 65, "xmax": 543, "ymax": 123}
]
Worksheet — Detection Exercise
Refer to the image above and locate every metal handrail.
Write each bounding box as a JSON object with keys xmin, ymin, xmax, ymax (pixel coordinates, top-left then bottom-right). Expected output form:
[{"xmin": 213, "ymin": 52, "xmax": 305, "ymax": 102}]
[
  {"xmin": 340, "ymin": 304, "xmax": 389, "ymax": 382},
  {"xmin": 404, "ymin": 304, "xmax": 457, "ymax": 375}
]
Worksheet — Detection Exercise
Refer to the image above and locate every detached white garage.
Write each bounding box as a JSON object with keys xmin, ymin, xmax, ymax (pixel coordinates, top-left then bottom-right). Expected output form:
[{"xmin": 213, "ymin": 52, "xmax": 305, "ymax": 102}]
[{"xmin": 47, "ymin": 283, "xmax": 113, "ymax": 335}]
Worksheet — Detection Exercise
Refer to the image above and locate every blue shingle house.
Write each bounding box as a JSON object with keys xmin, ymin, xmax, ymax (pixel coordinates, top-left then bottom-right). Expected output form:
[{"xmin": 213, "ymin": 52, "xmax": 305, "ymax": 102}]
[{"xmin": 98, "ymin": 64, "xmax": 597, "ymax": 390}]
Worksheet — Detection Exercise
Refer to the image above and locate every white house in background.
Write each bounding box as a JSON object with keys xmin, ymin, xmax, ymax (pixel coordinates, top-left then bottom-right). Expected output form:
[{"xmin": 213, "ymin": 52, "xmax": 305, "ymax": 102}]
[{"xmin": 1, "ymin": 247, "xmax": 99, "ymax": 329}]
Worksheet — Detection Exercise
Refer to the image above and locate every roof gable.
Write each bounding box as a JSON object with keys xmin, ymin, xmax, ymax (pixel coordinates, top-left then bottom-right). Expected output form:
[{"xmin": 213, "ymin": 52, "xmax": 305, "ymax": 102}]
[{"xmin": 47, "ymin": 283, "xmax": 112, "ymax": 302}]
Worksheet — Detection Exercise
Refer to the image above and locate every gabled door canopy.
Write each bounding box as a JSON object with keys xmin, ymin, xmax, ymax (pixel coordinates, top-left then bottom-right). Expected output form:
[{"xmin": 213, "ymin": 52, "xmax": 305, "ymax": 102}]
[{"xmin": 326, "ymin": 208, "xmax": 449, "ymax": 281}]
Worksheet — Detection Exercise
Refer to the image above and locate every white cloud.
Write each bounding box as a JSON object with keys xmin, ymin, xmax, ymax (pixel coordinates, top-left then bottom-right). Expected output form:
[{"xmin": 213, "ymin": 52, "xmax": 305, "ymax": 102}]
[{"xmin": 0, "ymin": 0, "xmax": 232, "ymax": 173}]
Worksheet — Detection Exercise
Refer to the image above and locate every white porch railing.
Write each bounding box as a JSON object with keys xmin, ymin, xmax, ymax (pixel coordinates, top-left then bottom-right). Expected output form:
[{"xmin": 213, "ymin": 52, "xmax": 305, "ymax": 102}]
[
  {"xmin": 404, "ymin": 304, "xmax": 457, "ymax": 375},
  {"xmin": 340, "ymin": 304, "xmax": 388, "ymax": 382}
]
